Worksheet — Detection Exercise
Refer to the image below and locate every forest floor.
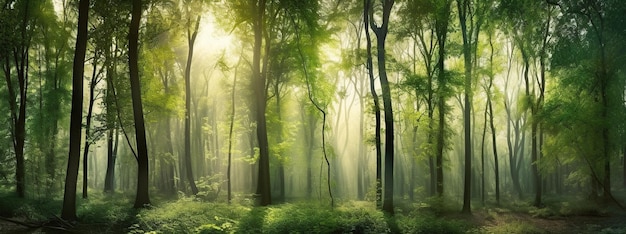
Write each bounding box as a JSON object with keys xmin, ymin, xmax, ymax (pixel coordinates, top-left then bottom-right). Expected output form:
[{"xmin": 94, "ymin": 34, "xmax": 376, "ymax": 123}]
[
  {"xmin": 2, "ymin": 210, "xmax": 626, "ymax": 233},
  {"xmin": 457, "ymin": 207, "xmax": 626, "ymax": 233},
  {"xmin": 1, "ymin": 192, "xmax": 626, "ymax": 233}
]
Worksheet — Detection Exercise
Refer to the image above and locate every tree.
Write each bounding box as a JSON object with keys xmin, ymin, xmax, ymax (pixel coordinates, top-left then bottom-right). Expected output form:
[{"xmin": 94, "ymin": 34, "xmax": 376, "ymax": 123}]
[
  {"xmin": 253, "ymin": 0, "xmax": 272, "ymax": 206},
  {"xmin": 434, "ymin": 0, "xmax": 452, "ymax": 198},
  {"xmin": 129, "ymin": 0, "xmax": 151, "ymax": 208},
  {"xmin": 500, "ymin": 0, "xmax": 555, "ymax": 207},
  {"xmin": 29, "ymin": 0, "xmax": 71, "ymax": 196},
  {"xmin": 486, "ymin": 33, "xmax": 500, "ymax": 205},
  {"xmin": 363, "ymin": 0, "xmax": 382, "ymax": 208},
  {"xmin": 396, "ymin": 0, "xmax": 440, "ymax": 197},
  {"xmin": 457, "ymin": 0, "xmax": 473, "ymax": 214},
  {"xmin": 546, "ymin": 0, "xmax": 626, "ymax": 205},
  {"xmin": 82, "ymin": 53, "xmax": 104, "ymax": 199},
  {"xmin": 183, "ymin": 13, "xmax": 201, "ymax": 195},
  {"xmin": 226, "ymin": 55, "xmax": 243, "ymax": 203},
  {"xmin": 367, "ymin": 0, "xmax": 395, "ymax": 214},
  {"xmin": 2, "ymin": 0, "xmax": 35, "ymax": 199},
  {"xmin": 61, "ymin": 0, "xmax": 89, "ymax": 220}
]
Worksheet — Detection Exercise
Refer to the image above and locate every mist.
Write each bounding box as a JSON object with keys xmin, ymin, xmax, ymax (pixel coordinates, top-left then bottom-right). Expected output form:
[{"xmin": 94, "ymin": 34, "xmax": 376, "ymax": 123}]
[{"xmin": 1, "ymin": 0, "xmax": 626, "ymax": 232}]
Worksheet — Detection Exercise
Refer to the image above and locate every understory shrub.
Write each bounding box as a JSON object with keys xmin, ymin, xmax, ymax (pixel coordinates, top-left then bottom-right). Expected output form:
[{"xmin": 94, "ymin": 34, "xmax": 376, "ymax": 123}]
[
  {"xmin": 478, "ymin": 221, "xmax": 544, "ymax": 234},
  {"xmin": 397, "ymin": 210, "xmax": 470, "ymax": 234},
  {"xmin": 133, "ymin": 197, "xmax": 247, "ymax": 234},
  {"xmin": 237, "ymin": 201, "xmax": 389, "ymax": 233}
]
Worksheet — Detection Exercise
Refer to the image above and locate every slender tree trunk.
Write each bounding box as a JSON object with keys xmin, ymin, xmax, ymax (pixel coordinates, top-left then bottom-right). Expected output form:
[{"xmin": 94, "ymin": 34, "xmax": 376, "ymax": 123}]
[
  {"xmin": 487, "ymin": 35, "xmax": 499, "ymax": 205},
  {"xmin": 129, "ymin": 0, "xmax": 151, "ymax": 208},
  {"xmin": 306, "ymin": 112, "xmax": 316, "ymax": 199},
  {"xmin": 480, "ymin": 102, "xmax": 487, "ymax": 205},
  {"xmin": 457, "ymin": 0, "xmax": 473, "ymax": 214},
  {"xmin": 61, "ymin": 0, "xmax": 88, "ymax": 219},
  {"xmin": 522, "ymin": 50, "xmax": 541, "ymax": 207},
  {"xmin": 357, "ymin": 95, "xmax": 366, "ymax": 200},
  {"xmin": 4, "ymin": 2, "xmax": 31, "ymax": 198},
  {"xmin": 82, "ymin": 59, "xmax": 99, "ymax": 199},
  {"xmin": 428, "ymin": 102, "xmax": 435, "ymax": 196},
  {"xmin": 434, "ymin": 1, "xmax": 451, "ymax": 199},
  {"xmin": 184, "ymin": 15, "xmax": 201, "ymax": 195},
  {"xmin": 368, "ymin": 0, "xmax": 395, "ymax": 215},
  {"xmin": 227, "ymin": 59, "xmax": 239, "ymax": 204},
  {"xmin": 275, "ymin": 83, "xmax": 285, "ymax": 202},
  {"xmin": 488, "ymin": 91, "xmax": 499, "ymax": 204},
  {"xmin": 163, "ymin": 119, "xmax": 176, "ymax": 194},
  {"xmin": 364, "ymin": 0, "xmax": 382, "ymax": 209},
  {"xmin": 623, "ymin": 146, "xmax": 626, "ymax": 188}
]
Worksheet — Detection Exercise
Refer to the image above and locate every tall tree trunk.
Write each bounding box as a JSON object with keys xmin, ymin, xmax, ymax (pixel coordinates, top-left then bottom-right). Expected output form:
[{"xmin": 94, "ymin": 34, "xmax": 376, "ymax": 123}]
[
  {"xmin": 4, "ymin": 0, "xmax": 31, "ymax": 198},
  {"xmin": 435, "ymin": 1, "xmax": 451, "ymax": 197},
  {"xmin": 129, "ymin": 0, "xmax": 151, "ymax": 208},
  {"xmin": 364, "ymin": 0, "xmax": 382, "ymax": 209},
  {"xmin": 184, "ymin": 15, "xmax": 201, "ymax": 195},
  {"xmin": 275, "ymin": 82, "xmax": 285, "ymax": 202},
  {"xmin": 480, "ymin": 102, "xmax": 487, "ymax": 205},
  {"xmin": 82, "ymin": 58, "xmax": 99, "ymax": 199},
  {"xmin": 623, "ymin": 146, "xmax": 626, "ymax": 188},
  {"xmin": 253, "ymin": 0, "xmax": 271, "ymax": 206},
  {"xmin": 303, "ymin": 109, "xmax": 316, "ymax": 198},
  {"xmin": 103, "ymin": 40, "xmax": 119, "ymax": 193},
  {"xmin": 521, "ymin": 49, "xmax": 541, "ymax": 207},
  {"xmin": 488, "ymin": 90, "xmax": 499, "ymax": 204},
  {"xmin": 457, "ymin": 0, "xmax": 473, "ymax": 215},
  {"xmin": 368, "ymin": 0, "xmax": 395, "ymax": 215},
  {"xmin": 487, "ymin": 34, "xmax": 499, "ymax": 205},
  {"xmin": 61, "ymin": 0, "xmax": 88, "ymax": 219},
  {"xmin": 227, "ymin": 59, "xmax": 239, "ymax": 204},
  {"xmin": 162, "ymin": 118, "xmax": 176, "ymax": 194}
]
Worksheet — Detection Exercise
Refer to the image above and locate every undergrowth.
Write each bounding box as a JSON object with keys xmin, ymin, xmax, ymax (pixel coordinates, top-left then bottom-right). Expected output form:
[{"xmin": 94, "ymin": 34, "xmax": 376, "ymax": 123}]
[{"xmin": 132, "ymin": 198, "xmax": 472, "ymax": 233}]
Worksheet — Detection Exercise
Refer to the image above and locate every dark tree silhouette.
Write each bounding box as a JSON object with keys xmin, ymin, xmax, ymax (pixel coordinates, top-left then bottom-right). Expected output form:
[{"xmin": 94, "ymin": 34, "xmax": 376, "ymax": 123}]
[
  {"xmin": 61, "ymin": 0, "xmax": 89, "ymax": 220},
  {"xmin": 129, "ymin": 0, "xmax": 151, "ymax": 208}
]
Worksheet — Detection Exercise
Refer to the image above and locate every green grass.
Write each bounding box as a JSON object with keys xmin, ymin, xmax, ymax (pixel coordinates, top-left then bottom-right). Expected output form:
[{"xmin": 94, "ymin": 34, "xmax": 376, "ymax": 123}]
[
  {"xmin": 477, "ymin": 221, "xmax": 545, "ymax": 234},
  {"xmin": 133, "ymin": 197, "xmax": 248, "ymax": 234},
  {"xmin": 7, "ymin": 189, "xmax": 618, "ymax": 234},
  {"xmin": 131, "ymin": 198, "xmax": 474, "ymax": 233}
]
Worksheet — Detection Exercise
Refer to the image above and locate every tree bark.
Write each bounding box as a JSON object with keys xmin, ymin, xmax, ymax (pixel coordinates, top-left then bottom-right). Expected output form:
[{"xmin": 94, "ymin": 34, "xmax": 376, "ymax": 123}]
[
  {"xmin": 487, "ymin": 34, "xmax": 499, "ymax": 205},
  {"xmin": 82, "ymin": 58, "xmax": 99, "ymax": 199},
  {"xmin": 227, "ymin": 58, "xmax": 239, "ymax": 203},
  {"xmin": 367, "ymin": 0, "xmax": 395, "ymax": 215},
  {"xmin": 364, "ymin": 0, "xmax": 382, "ymax": 209},
  {"xmin": 61, "ymin": 0, "xmax": 89, "ymax": 220},
  {"xmin": 457, "ymin": 0, "xmax": 472, "ymax": 214},
  {"xmin": 435, "ymin": 1, "xmax": 451, "ymax": 198},
  {"xmin": 253, "ymin": 0, "xmax": 271, "ymax": 206},
  {"xmin": 129, "ymin": 0, "xmax": 151, "ymax": 208},
  {"xmin": 184, "ymin": 15, "xmax": 201, "ymax": 195}
]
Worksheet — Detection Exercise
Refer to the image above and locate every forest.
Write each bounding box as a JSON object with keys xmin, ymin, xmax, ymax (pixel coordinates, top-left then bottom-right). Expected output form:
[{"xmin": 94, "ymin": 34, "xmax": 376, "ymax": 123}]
[{"xmin": 1, "ymin": 0, "xmax": 626, "ymax": 233}]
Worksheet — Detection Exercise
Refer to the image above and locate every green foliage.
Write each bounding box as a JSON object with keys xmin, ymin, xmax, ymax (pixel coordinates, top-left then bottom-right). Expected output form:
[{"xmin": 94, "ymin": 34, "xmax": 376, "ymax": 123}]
[
  {"xmin": 397, "ymin": 213, "xmax": 468, "ymax": 234},
  {"xmin": 478, "ymin": 221, "xmax": 544, "ymax": 234},
  {"xmin": 77, "ymin": 192, "xmax": 135, "ymax": 224},
  {"xmin": 196, "ymin": 221, "xmax": 235, "ymax": 234},
  {"xmin": 237, "ymin": 201, "xmax": 389, "ymax": 234},
  {"xmin": 133, "ymin": 198, "xmax": 248, "ymax": 234},
  {"xmin": 195, "ymin": 175, "xmax": 224, "ymax": 202},
  {"xmin": 0, "ymin": 189, "xmax": 59, "ymax": 221},
  {"xmin": 558, "ymin": 200, "xmax": 606, "ymax": 217},
  {"xmin": 261, "ymin": 202, "xmax": 344, "ymax": 233},
  {"xmin": 598, "ymin": 227, "xmax": 626, "ymax": 234}
]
